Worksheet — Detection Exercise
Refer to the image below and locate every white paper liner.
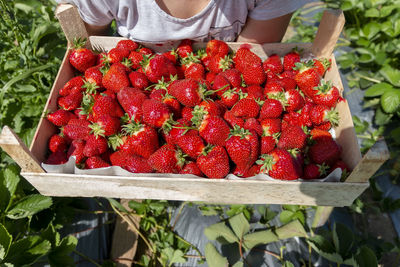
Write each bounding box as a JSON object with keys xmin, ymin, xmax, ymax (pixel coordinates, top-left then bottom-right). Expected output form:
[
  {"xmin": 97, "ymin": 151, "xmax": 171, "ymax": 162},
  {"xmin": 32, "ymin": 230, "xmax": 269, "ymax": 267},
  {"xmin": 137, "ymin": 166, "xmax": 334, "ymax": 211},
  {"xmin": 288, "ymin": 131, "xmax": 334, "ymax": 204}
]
[{"xmin": 42, "ymin": 156, "xmax": 341, "ymax": 182}]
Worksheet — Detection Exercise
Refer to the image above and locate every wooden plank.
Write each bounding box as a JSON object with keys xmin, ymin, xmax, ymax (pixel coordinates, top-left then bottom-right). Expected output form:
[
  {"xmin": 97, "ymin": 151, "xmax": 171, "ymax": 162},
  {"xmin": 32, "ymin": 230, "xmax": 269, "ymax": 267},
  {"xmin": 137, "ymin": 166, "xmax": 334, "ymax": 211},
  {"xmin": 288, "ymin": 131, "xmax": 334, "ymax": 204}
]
[
  {"xmin": 21, "ymin": 172, "xmax": 368, "ymax": 206},
  {"xmin": 345, "ymin": 139, "xmax": 390, "ymax": 183},
  {"xmin": 0, "ymin": 126, "xmax": 45, "ymax": 173},
  {"xmin": 111, "ymin": 200, "xmax": 140, "ymax": 267},
  {"xmin": 311, "ymin": 9, "xmax": 345, "ymax": 58},
  {"xmin": 55, "ymin": 3, "xmax": 89, "ymax": 46}
]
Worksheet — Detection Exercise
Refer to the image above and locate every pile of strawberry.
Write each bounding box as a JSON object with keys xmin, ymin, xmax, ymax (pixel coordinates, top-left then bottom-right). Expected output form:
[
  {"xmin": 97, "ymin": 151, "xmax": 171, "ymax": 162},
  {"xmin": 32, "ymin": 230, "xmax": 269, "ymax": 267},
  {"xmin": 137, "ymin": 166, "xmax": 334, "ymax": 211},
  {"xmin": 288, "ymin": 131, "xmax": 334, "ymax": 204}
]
[{"xmin": 45, "ymin": 38, "xmax": 349, "ymax": 180}]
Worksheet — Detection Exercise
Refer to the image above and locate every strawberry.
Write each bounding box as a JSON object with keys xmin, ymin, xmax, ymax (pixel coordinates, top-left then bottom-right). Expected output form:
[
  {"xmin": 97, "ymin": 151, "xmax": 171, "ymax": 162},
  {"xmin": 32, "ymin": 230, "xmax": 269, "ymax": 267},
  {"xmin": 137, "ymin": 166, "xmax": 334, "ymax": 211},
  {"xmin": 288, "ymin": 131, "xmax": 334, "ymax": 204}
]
[
  {"xmin": 212, "ymin": 74, "xmax": 231, "ymax": 97},
  {"xmin": 283, "ymin": 50, "xmax": 300, "ymax": 71},
  {"xmin": 309, "ymin": 138, "xmax": 342, "ymax": 166},
  {"xmin": 310, "ymin": 105, "xmax": 339, "ymax": 127},
  {"xmin": 84, "ymin": 66, "xmax": 103, "ymax": 88},
  {"xmin": 142, "ymin": 54, "xmax": 177, "ymax": 83},
  {"xmin": 128, "ymin": 51, "xmax": 145, "ymax": 69},
  {"xmin": 240, "ymin": 164, "xmax": 262, "ymax": 178},
  {"xmin": 119, "ymin": 122, "xmax": 159, "ymax": 158},
  {"xmin": 257, "ymin": 148, "xmax": 301, "ymax": 180},
  {"xmin": 231, "ymin": 98, "xmax": 260, "ymax": 119},
  {"xmin": 181, "ymin": 106, "xmax": 194, "ymax": 123},
  {"xmin": 197, "ymin": 115, "xmax": 230, "ymax": 147},
  {"xmin": 85, "ymin": 156, "xmax": 111, "ymax": 169},
  {"xmin": 49, "ymin": 134, "xmax": 68, "ymax": 153},
  {"xmin": 221, "ymin": 89, "xmax": 239, "ymax": 108},
  {"xmin": 116, "ymin": 39, "xmax": 139, "ymax": 52},
  {"xmin": 207, "ymin": 55, "xmax": 233, "ymax": 74},
  {"xmin": 83, "ymin": 134, "xmax": 108, "ymax": 157},
  {"xmin": 294, "ymin": 61, "xmax": 322, "ymax": 98},
  {"xmin": 90, "ymin": 94, "xmax": 124, "ymax": 121},
  {"xmin": 206, "ymin": 39, "xmax": 229, "ymax": 58},
  {"xmin": 117, "ymin": 87, "xmax": 147, "ymax": 122},
  {"xmin": 45, "ymin": 150, "xmax": 68, "ymax": 165},
  {"xmin": 110, "ymin": 150, "xmax": 153, "ymax": 173},
  {"xmin": 226, "ymin": 126, "xmax": 259, "ymax": 171},
  {"xmin": 260, "ymin": 118, "xmax": 281, "ymax": 137},
  {"xmin": 184, "ymin": 62, "xmax": 205, "ymax": 80},
  {"xmin": 224, "ymin": 110, "xmax": 245, "ymax": 128},
  {"xmin": 168, "ymin": 78, "xmax": 209, "ymax": 107},
  {"xmin": 245, "ymin": 85, "xmax": 264, "ymax": 100},
  {"xmin": 277, "ymin": 125, "xmax": 307, "ymax": 150},
  {"xmin": 47, "ymin": 109, "xmax": 77, "ymax": 126},
  {"xmin": 277, "ymin": 76, "xmax": 297, "ymax": 91},
  {"xmin": 57, "ymin": 91, "xmax": 83, "ymax": 111},
  {"xmin": 263, "ymin": 54, "xmax": 283, "ymax": 74},
  {"xmin": 233, "ymin": 47, "xmax": 266, "ymax": 85},
  {"xmin": 176, "ymin": 134, "xmax": 205, "ymax": 159},
  {"xmin": 285, "ymin": 89, "xmax": 305, "ymax": 112},
  {"xmin": 244, "ymin": 118, "xmax": 263, "ymax": 136},
  {"xmin": 89, "ymin": 114, "xmax": 121, "ymax": 136},
  {"xmin": 142, "ymin": 99, "xmax": 174, "ymax": 131},
  {"xmin": 163, "ymin": 118, "xmax": 198, "ymax": 145},
  {"xmin": 107, "ymin": 48, "xmax": 130, "ymax": 63},
  {"xmin": 197, "ymin": 145, "xmax": 230, "ymax": 178},
  {"xmin": 264, "ymin": 81, "xmax": 285, "ymax": 99},
  {"xmin": 179, "ymin": 162, "xmax": 204, "ymax": 177},
  {"xmin": 313, "ymin": 58, "xmax": 331, "ymax": 77},
  {"xmin": 261, "ymin": 135, "xmax": 277, "ymax": 154},
  {"xmin": 309, "ymin": 128, "xmax": 332, "ymax": 143},
  {"xmin": 162, "ymin": 93, "xmax": 182, "ymax": 119},
  {"xmin": 128, "ymin": 71, "xmax": 150, "ymax": 90},
  {"xmin": 303, "ymin": 163, "xmax": 330, "ymax": 180},
  {"xmin": 69, "ymin": 38, "xmax": 96, "ymax": 72},
  {"xmin": 102, "ymin": 63, "xmax": 131, "ymax": 93},
  {"xmin": 311, "ymin": 81, "xmax": 340, "ymax": 108},
  {"xmin": 163, "ymin": 50, "xmax": 178, "ymax": 64},
  {"xmin": 59, "ymin": 76, "xmax": 85, "ymax": 96},
  {"xmin": 139, "ymin": 47, "xmax": 154, "ymax": 56},
  {"xmin": 67, "ymin": 139, "xmax": 86, "ymax": 164},
  {"xmin": 148, "ymin": 144, "xmax": 186, "ymax": 173},
  {"xmin": 259, "ymin": 98, "xmax": 283, "ymax": 120},
  {"xmin": 221, "ymin": 69, "xmax": 242, "ymax": 88},
  {"xmin": 177, "ymin": 39, "xmax": 193, "ymax": 58},
  {"xmin": 62, "ymin": 119, "xmax": 91, "ymax": 140}
]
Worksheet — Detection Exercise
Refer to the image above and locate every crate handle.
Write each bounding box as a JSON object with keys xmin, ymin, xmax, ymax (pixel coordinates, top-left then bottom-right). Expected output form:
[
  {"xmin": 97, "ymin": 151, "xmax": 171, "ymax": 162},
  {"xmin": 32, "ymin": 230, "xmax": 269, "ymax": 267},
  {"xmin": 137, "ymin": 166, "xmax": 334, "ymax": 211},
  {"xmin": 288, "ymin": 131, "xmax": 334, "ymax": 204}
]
[
  {"xmin": 0, "ymin": 126, "xmax": 45, "ymax": 173},
  {"xmin": 312, "ymin": 9, "xmax": 345, "ymax": 58},
  {"xmin": 344, "ymin": 138, "xmax": 390, "ymax": 183},
  {"xmin": 55, "ymin": 4, "xmax": 90, "ymax": 47}
]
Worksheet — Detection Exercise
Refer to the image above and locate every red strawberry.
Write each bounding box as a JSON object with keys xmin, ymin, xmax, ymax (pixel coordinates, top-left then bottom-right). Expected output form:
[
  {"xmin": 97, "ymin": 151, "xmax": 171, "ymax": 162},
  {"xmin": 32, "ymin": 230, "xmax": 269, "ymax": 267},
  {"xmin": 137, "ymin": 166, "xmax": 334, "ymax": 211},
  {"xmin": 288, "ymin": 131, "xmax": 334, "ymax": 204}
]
[
  {"xmin": 198, "ymin": 115, "xmax": 230, "ymax": 146},
  {"xmin": 162, "ymin": 93, "xmax": 182, "ymax": 119},
  {"xmin": 116, "ymin": 39, "xmax": 139, "ymax": 52},
  {"xmin": 45, "ymin": 150, "xmax": 68, "ymax": 165},
  {"xmin": 257, "ymin": 148, "xmax": 301, "ymax": 180},
  {"xmin": 240, "ymin": 164, "xmax": 262, "ymax": 178},
  {"xmin": 221, "ymin": 89, "xmax": 239, "ymax": 108},
  {"xmin": 163, "ymin": 50, "xmax": 178, "ymax": 64},
  {"xmin": 303, "ymin": 163, "xmax": 329, "ymax": 180},
  {"xmin": 283, "ymin": 50, "xmax": 300, "ymax": 71},
  {"xmin": 117, "ymin": 87, "xmax": 147, "ymax": 121},
  {"xmin": 119, "ymin": 122, "xmax": 159, "ymax": 158},
  {"xmin": 176, "ymin": 135, "xmax": 205, "ymax": 159},
  {"xmin": 311, "ymin": 81, "xmax": 340, "ymax": 108},
  {"xmin": 294, "ymin": 61, "xmax": 322, "ymax": 98},
  {"xmin": 244, "ymin": 118, "xmax": 263, "ymax": 136},
  {"xmin": 246, "ymin": 85, "xmax": 264, "ymax": 100},
  {"xmin": 139, "ymin": 47, "xmax": 154, "ymax": 56},
  {"xmin": 226, "ymin": 126, "xmax": 259, "ymax": 171},
  {"xmin": 67, "ymin": 139, "xmax": 86, "ymax": 164},
  {"xmin": 261, "ymin": 135, "xmax": 277, "ymax": 154},
  {"xmin": 107, "ymin": 48, "xmax": 130, "ymax": 63},
  {"xmin": 84, "ymin": 66, "xmax": 103, "ymax": 88},
  {"xmin": 264, "ymin": 81, "xmax": 285, "ymax": 99},
  {"xmin": 206, "ymin": 39, "xmax": 229, "ymax": 58},
  {"xmin": 223, "ymin": 110, "xmax": 245, "ymax": 128},
  {"xmin": 89, "ymin": 114, "xmax": 121, "ymax": 136},
  {"xmin": 212, "ymin": 74, "xmax": 231, "ymax": 97},
  {"xmin": 233, "ymin": 47, "xmax": 266, "ymax": 85},
  {"xmin": 221, "ymin": 69, "xmax": 242, "ymax": 88},
  {"xmin": 128, "ymin": 51, "xmax": 145, "ymax": 69},
  {"xmin": 57, "ymin": 92, "xmax": 83, "ymax": 111},
  {"xmin": 142, "ymin": 54, "xmax": 177, "ymax": 83},
  {"xmin": 163, "ymin": 118, "xmax": 198, "ymax": 145},
  {"xmin": 177, "ymin": 39, "xmax": 193, "ymax": 58},
  {"xmin": 91, "ymin": 94, "xmax": 124, "ymax": 121},
  {"xmin": 310, "ymin": 105, "xmax": 339, "ymax": 127},
  {"xmin": 102, "ymin": 63, "xmax": 130, "ymax": 93},
  {"xmin": 85, "ymin": 156, "xmax": 111, "ymax": 169},
  {"xmin": 179, "ymin": 162, "xmax": 204, "ymax": 177},
  {"xmin": 148, "ymin": 144, "xmax": 186, "ymax": 173},
  {"xmin": 309, "ymin": 128, "xmax": 332, "ymax": 142},
  {"xmin": 128, "ymin": 71, "xmax": 150, "ymax": 90},
  {"xmin": 285, "ymin": 89, "xmax": 305, "ymax": 112},
  {"xmin": 313, "ymin": 58, "xmax": 331, "ymax": 77},
  {"xmin": 110, "ymin": 150, "xmax": 153, "ymax": 173},
  {"xmin": 181, "ymin": 107, "xmax": 194, "ymax": 123},
  {"xmin": 168, "ymin": 78, "xmax": 208, "ymax": 107},
  {"xmin": 62, "ymin": 119, "xmax": 91, "ymax": 140},
  {"xmin": 263, "ymin": 54, "xmax": 283, "ymax": 74},
  {"xmin": 47, "ymin": 109, "xmax": 77, "ymax": 126},
  {"xmin": 277, "ymin": 76, "xmax": 297, "ymax": 91},
  {"xmin": 259, "ymin": 98, "xmax": 283, "ymax": 120},
  {"xmin": 69, "ymin": 39, "xmax": 96, "ymax": 72},
  {"xmin": 231, "ymin": 98, "xmax": 260, "ymax": 119},
  {"xmin": 207, "ymin": 55, "xmax": 233, "ymax": 74},
  {"xmin": 49, "ymin": 134, "xmax": 68, "ymax": 153},
  {"xmin": 59, "ymin": 76, "xmax": 85, "ymax": 96},
  {"xmin": 197, "ymin": 145, "xmax": 230, "ymax": 178},
  {"xmin": 277, "ymin": 125, "xmax": 307, "ymax": 150},
  {"xmin": 142, "ymin": 99, "xmax": 174, "ymax": 130},
  {"xmin": 309, "ymin": 138, "xmax": 342, "ymax": 166},
  {"xmin": 83, "ymin": 134, "xmax": 108, "ymax": 157},
  {"xmin": 260, "ymin": 118, "xmax": 281, "ymax": 137}
]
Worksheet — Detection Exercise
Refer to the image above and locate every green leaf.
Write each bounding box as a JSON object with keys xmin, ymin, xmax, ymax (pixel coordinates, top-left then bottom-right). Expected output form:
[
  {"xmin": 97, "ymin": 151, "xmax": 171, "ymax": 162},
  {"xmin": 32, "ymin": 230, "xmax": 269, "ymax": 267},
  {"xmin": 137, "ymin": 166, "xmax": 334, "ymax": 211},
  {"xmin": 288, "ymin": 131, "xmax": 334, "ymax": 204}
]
[
  {"xmin": 275, "ymin": 220, "xmax": 308, "ymax": 240},
  {"xmin": 380, "ymin": 65, "xmax": 400, "ymax": 87},
  {"xmin": 40, "ymin": 224, "xmax": 60, "ymax": 248},
  {"xmin": 204, "ymin": 243, "xmax": 228, "ymax": 267},
  {"xmin": 390, "ymin": 127, "xmax": 400, "ymax": 144},
  {"xmin": 362, "ymin": 22, "xmax": 381, "ymax": 39},
  {"xmin": 279, "ymin": 210, "xmax": 294, "ymax": 224},
  {"xmin": 0, "ymin": 224, "xmax": 12, "ymax": 261},
  {"xmin": 169, "ymin": 249, "xmax": 186, "ymax": 265},
  {"xmin": 204, "ymin": 222, "xmax": 238, "ymax": 244},
  {"xmin": 374, "ymin": 107, "xmax": 393, "ymax": 125},
  {"xmin": 380, "ymin": 89, "xmax": 400, "ymax": 113},
  {"xmin": 365, "ymin": 8, "xmax": 380, "ymax": 17},
  {"xmin": 355, "ymin": 48, "xmax": 375, "ymax": 63},
  {"xmin": 107, "ymin": 198, "xmax": 128, "ymax": 213},
  {"xmin": 242, "ymin": 230, "xmax": 277, "ymax": 251},
  {"xmin": 5, "ymin": 236, "xmax": 51, "ymax": 266},
  {"xmin": 354, "ymin": 246, "xmax": 378, "ymax": 267},
  {"xmin": 332, "ymin": 223, "xmax": 354, "ymax": 257},
  {"xmin": 128, "ymin": 200, "xmax": 146, "ymax": 214},
  {"xmin": 307, "ymin": 235, "xmax": 344, "ymax": 263},
  {"xmin": 228, "ymin": 213, "xmax": 250, "ymax": 239},
  {"xmin": 6, "ymin": 194, "xmax": 52, "ymax": 219},
  {"xmin": 0, "ymin": 165, "xmax": 20, "ymax": 212},
  {"xmin": 364, "ymin": 83, "xmax": 393, "ymax": 97},
  {"xmin": 14, "ymin": 84, "xmax": 36, "ymax": 93},
  {"xmin": 232, "ymin": 261, "xmax": 244, "ymax": 267},
  {"xmin": 282, "ymin": 261, "xmax": 295, "ymax": 267}
]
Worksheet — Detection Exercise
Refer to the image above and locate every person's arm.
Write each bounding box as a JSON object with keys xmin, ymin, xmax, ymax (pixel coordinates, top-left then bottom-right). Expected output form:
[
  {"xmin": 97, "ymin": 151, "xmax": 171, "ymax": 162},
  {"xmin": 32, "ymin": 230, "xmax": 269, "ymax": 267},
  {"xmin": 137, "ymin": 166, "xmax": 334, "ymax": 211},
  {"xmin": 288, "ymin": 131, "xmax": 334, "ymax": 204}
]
[
  {"xmin": 237, "ymin": 12, "xmax": 293, "ymax": 44},
  {"xmin": 83, "ymin": 21, "xmax": 111, "ymax": 36}
]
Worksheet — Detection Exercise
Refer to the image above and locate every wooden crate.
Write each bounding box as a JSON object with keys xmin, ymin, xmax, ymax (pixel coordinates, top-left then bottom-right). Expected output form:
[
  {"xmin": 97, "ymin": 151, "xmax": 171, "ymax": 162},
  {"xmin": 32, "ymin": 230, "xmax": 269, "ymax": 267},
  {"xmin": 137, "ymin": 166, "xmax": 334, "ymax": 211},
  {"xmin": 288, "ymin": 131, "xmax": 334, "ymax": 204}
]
[{"xmin": 0, "ymin": 6, "xmax": 390, "ymax": 206}]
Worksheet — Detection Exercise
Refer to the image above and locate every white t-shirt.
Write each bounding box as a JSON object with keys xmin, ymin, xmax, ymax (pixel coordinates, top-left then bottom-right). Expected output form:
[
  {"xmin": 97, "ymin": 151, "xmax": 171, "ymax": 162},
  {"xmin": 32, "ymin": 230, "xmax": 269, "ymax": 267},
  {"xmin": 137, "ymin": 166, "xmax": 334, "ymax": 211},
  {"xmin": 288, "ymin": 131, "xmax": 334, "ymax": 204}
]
[{"xmin": 57, "ymin": 0, "xmax": 311, "ymax": 43}]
